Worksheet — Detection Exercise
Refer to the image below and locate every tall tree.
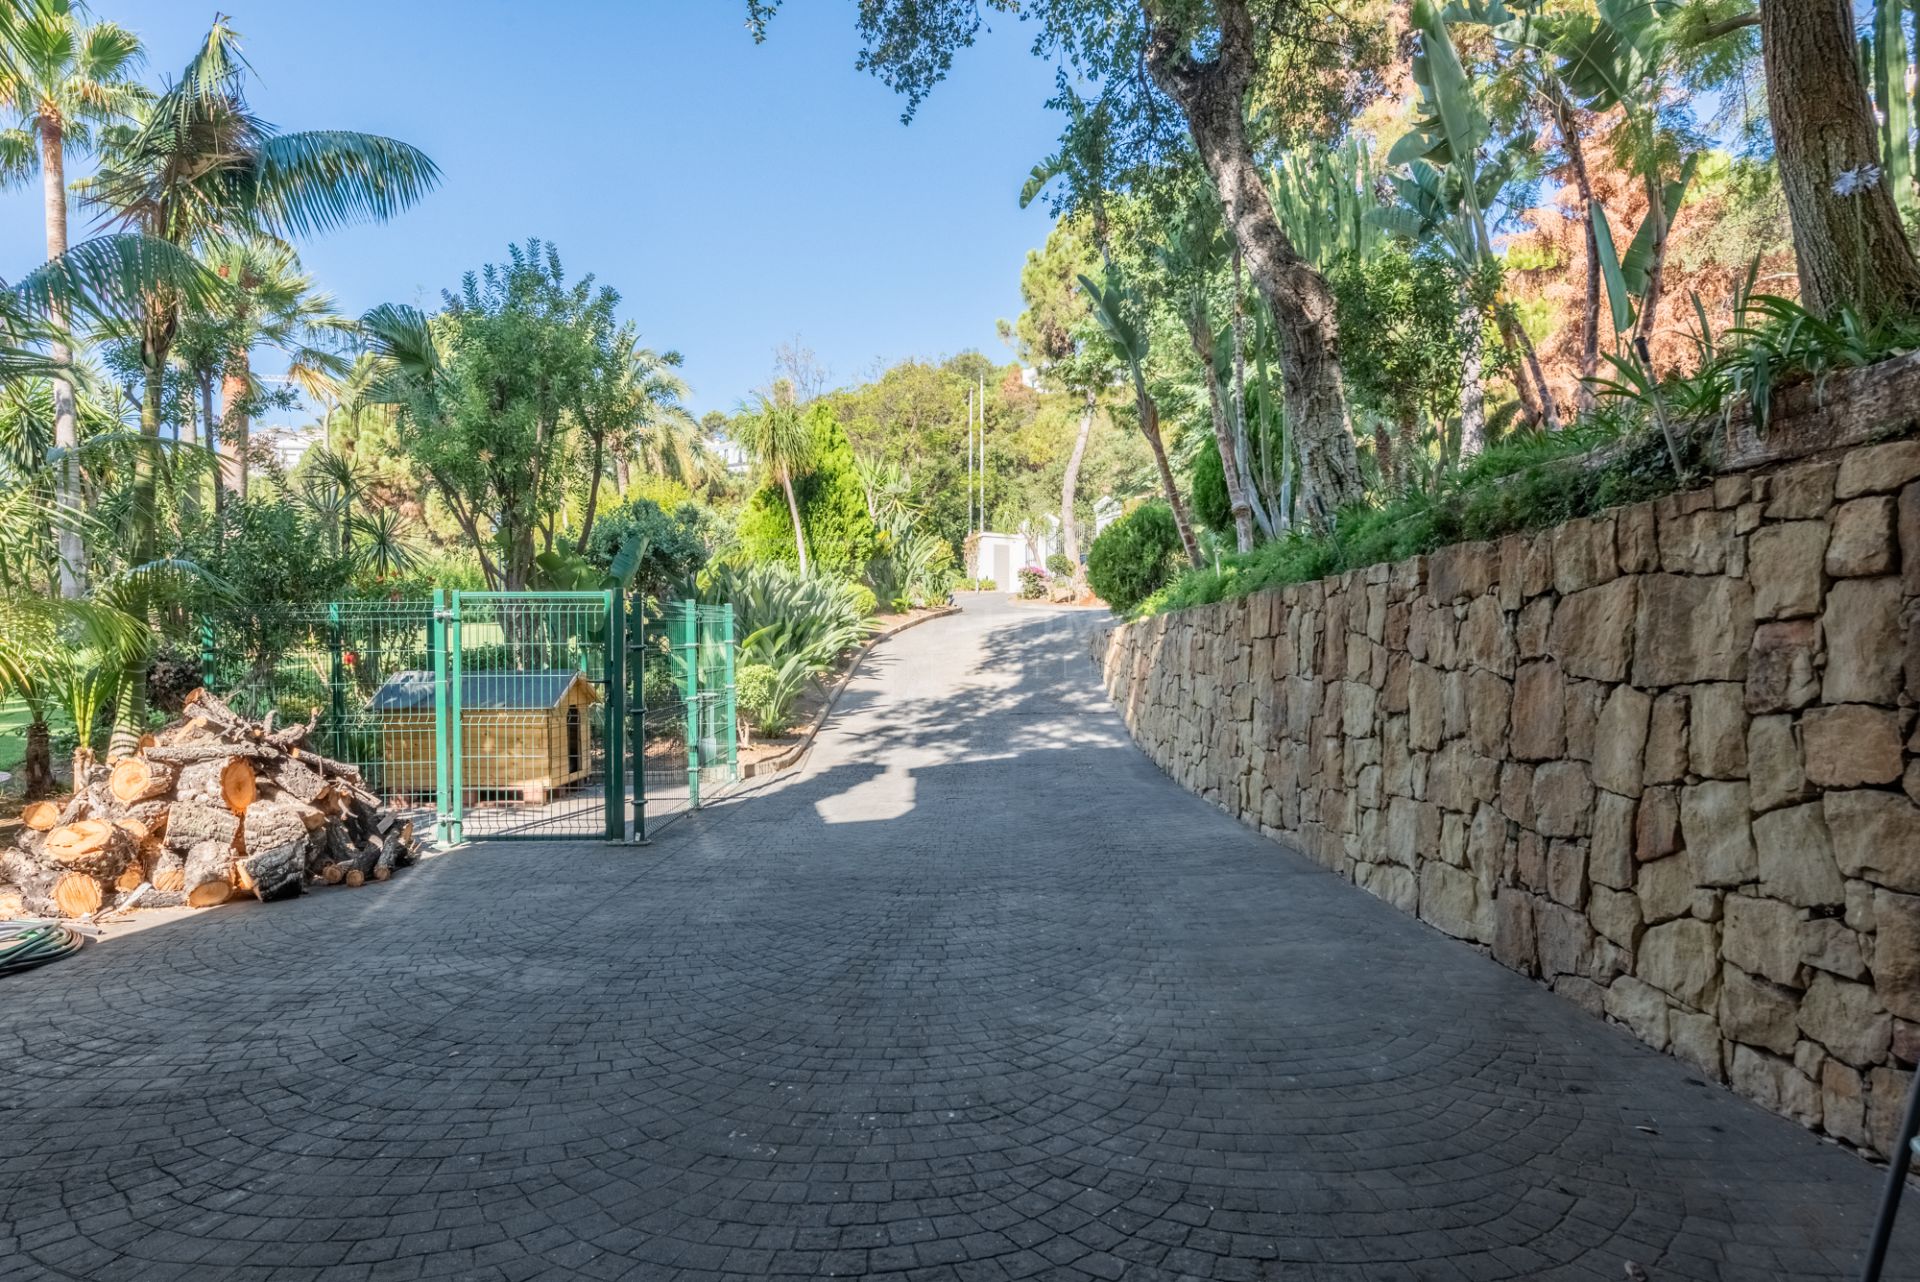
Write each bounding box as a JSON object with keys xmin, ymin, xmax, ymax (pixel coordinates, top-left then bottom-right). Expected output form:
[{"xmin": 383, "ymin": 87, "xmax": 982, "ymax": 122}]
[
  {"xmin": 737, "ymin": 380, "xmax": 814, "ymax": 574},
  {"xmin": 88, "ymin": 17, "xmax": 435, "ymax": 752},
  {"xmin": 0, "ymin": 0, "xmax": 144, "ymax": 596},
  {"xmin": 364, "ymin": 242, "xmax": 608, "ymax": 592},
  {"xmin": 1079, "ymin": 267, "xmax": 1203, "ymax": 568},
  {"xmin": 1012, "ymin": 221, "xmax": 1108, "ymax": 568},
  {"xmin": 750, "ymin": 0, "xmax": 1378, "ymax": 526},
  {"xmin": 198, "ymin": 237, "xmax": 352, "ymax": 498},
  {"xmin": 1760, "ymin": 0, "xmax": 1920, "ymax": 320}
]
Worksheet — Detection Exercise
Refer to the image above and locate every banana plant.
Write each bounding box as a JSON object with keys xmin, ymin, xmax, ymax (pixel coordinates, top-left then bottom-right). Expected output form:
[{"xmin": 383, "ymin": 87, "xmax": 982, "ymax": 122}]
[
  {"xmin": 1392, "ymin": 0, "xmax": 1562, "ymax": 438},
  {"xmin": 1589, "ymin": 153, "xmax": 1698, "ymax": 336}
]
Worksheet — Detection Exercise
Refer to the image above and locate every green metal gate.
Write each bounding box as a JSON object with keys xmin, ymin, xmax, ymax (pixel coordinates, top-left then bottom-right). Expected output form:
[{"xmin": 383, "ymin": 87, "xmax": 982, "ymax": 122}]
[{"xmin": 204, "ymin": 591, "xmax": 737, "ymax": 846}]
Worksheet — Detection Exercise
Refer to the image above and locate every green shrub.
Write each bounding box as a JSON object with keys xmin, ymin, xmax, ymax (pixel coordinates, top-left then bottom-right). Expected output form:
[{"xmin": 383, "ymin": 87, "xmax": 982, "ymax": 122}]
[
  {"xmin": 1046, "ymin": 553, "xmax": 1074, "ymax": 578},
  {"xmin": 1191, "ymin": 434, "xmax": 1232, "ymax": 534},
  {"xmin": 641, "ymin": 655, "xmax": 680, "ymax": 711},
  {"xmin": 1087, "ymin": 503, "xmax": 1182, "ymax": 613},
  {"xmin": 847, "ymin": 583, "xmax": 878, "ymax": 617},
  {"xmin": 737, "ymin": 405, "xmax": 879, "ymax": 575},
  {"xmin": 1017, "ymin": 566, "xmax": 1047, "ymax": 599}
]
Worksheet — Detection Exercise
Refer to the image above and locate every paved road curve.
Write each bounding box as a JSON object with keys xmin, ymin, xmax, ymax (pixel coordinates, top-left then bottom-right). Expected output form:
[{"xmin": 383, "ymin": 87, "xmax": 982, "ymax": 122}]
[{"xmin": 2, "ymin": 597, "xmax": 1915, "ymax": 1281}]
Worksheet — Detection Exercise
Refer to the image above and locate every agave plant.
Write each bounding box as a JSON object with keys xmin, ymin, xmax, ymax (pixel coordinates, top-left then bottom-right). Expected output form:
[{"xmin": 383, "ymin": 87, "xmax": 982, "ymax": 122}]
[{"xmin": 695, "ymin": 561, "xmax": 870, "ymax": 675}]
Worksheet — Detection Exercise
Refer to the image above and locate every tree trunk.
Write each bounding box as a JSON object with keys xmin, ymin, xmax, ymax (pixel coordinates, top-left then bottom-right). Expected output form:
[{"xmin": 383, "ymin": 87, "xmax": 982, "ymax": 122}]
[
  {"xmin": 1545, "ymin": 77, "xmax": 1601, "ymax": 412},
  {"xmin": 199, "ymin": 373, "xmax": 222, "ymax": 522},
  {"xmin": 780, "ymin": 465, "xmax": 810, "ymax": 574},
  {"xmin": 576, "ymin": 427, "xmax": 606, "ymax": 554},
  {"xmin": 1135, "ymin": 388, "xmax": 1203, "ymax": 568},
  {"xmin": 1458, "ymin": 302, "xmax": 1487, "ymax": 458},
  {"xmin": 1184, "ymin": 313, "xmax": 1256, "ymax": 553},
  {"xmin": 1145, "ymin": 4, "xmax": 1365, "ymax": 526},
  {"xmin": 39, "ymin": 123, "xmax": 85, "ymax": 598},
  {"xmin": 1373, "ymin": 419, "xmax": 1396, "ymax": 491},
  {"xmin": 1762, "ymin": 0, "xmax": 1920, "ymax": 320},
  {"xmin": 1229, "ymin": 242, "xmax": 1274, "ymax": 538},
  {"xmin": 111, "ymin": 362, "xmax": 166, "ymax": 758},
  {"xmin": 22, "ymin": 718, "xmax": 54, "ymax": 798},
  {"xmin": 221, "ymin": 354, "xmax": 249, "ymax": 497},
  {"xmin": 1514, "ymin": 318, "xmax": 1561, "ymax": 432},
  {"xmin": 1060, "ymin": 390, "xmax": 1094, "ymax": 567}
]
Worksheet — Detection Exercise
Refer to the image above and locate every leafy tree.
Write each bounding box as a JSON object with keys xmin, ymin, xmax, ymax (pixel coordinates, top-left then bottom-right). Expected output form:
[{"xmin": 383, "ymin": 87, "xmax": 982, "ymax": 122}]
[
  {"xmin": 0, "ymin": 0, "xmax": 144, "ymax": 597},
  {"xmin": 583, "ymin": 495, "xmax": 708, "ymax": 597},
  {"xmin": 750, "ymin": 0, "xmax": 1386, "ymax": 526},
  {"xmin": 85, "ymin": 16, "xmax": 436, "ymax": 751},
  {"xmin": 1078, "ymin": 265, "xmax": 1202, "ymax": 568},
  {"xmin": 1328, "ymin": 244, "xmax": 1471, "ymax": 487},
  {"xmin": 738, "ymin": 403, "xmax": 878, "ymax": 576},
  {"xmin": 1086, "ymin": 501, "xmax": 1182, "ymax": 613},
  {"xmin": 363, "ymin": 241, "xmax": 609, "ymax": 592},
  {"xmin": 1191, "ymin": 433, "xmax": 1231, "ymax": 534},
  {"xmin": 1011, "ymin": 219, "xmax": 1108, "ymax": 567}
]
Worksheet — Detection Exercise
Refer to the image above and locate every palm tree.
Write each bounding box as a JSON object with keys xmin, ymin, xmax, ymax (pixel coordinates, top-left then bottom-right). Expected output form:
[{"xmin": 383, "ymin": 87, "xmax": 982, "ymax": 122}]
[
  {"xmin": 86, "ymin": 17, "xmax": 437, "ymax": 753},
  {"xmin": 1077, "ymin": 268, "xmax": 1203, "ymax": 569},
  {"xmin": 736, "ymin": 380, "xmax": 814, "ymax": 574},
  {"xmin": 0, "ymin": 1, "xmax": 145, "ymax": 597},
  {"xmin": 200, "ymin": 236, "xmax": 352, "ymax": 498}
]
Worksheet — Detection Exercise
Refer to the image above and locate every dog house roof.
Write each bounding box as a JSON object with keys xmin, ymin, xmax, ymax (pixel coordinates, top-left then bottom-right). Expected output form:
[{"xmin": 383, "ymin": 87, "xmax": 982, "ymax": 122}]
[{"xmin": 370, "ymin": 670, "xmax": 598, "ymax": 712}]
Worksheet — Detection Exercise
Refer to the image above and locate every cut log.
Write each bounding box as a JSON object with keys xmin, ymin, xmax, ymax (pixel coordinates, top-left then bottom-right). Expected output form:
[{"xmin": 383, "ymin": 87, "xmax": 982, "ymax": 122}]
[
  {"xmin": 182, "ymin": 840, "xmax": 237, "ymax": 907},
  {"xmin": 53, "ymin": 791, "xmax": 91, "ymax": 827},
  {"xmin": 267, "ymin": 755, "xmax": 329, "ymax": 804},
  {"xmin": 240, "ymin": 801, "xmax": 318, "ymax": 859},
  {"xmin": 234, "ymin": 840, "xmax": 305, "ymax": 902},
  {"xmin": 15, "ymin": 826, "xmax": 46, "ymax": 860},
  {"xmin": 149, "ymin": 850, "xmax": 185, "ymax": 893},
  {"xmin": 145, "ymin": 741, "xmax": 280, "ymax": 766},
  {"xmin": 46, "ymin": 821, "xmax": 135, "ymax": 881},
  {"xmin": 109, "ymin": 756, "xmax": 178, "ymax": 805},
  {"xmin": 130, "ymin": 887, "xmax": 185, "ymax": 910},
  {"xmin": 163, "ymin": 801, "xmax": 240, "ymax": 853},
  {"xmin": 114, "ymin": 862, "xmax": 146, "ymax": 893},
  {"xmin": 123, "ymin": 800, "xmax": 170, "ymax": 833},
  {"xmin": 182, "ymin": 687, "xmax": 255, "ymax": 739},
  {"xmin": 51, "ymin": 871, "xmax": 103, "ymax": 917},
  {"xmin": 20, "ymin": 800, "xmax": 59, "ymax": 831},
  {"xmin": 372, "ymin": 822, "xmax": 413, "ymax": 881}
]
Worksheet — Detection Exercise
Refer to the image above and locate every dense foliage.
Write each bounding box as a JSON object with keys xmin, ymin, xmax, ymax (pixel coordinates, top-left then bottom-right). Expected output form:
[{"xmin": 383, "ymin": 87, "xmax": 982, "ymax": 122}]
[{"xmin": 1086, "ymin": 503, "xmax": 1183, "ymax": 615}]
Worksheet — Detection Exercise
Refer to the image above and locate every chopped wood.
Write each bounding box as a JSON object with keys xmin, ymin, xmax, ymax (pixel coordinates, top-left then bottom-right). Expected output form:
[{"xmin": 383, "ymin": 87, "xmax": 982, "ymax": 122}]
[
  {"xmin": 162, "ymin": 800, "xmax": 241, "ymax": 854},
  {"xmin": 2, "ymin": 690, "xmax": 422, "ymax": 918},
  {"xmin": 51, "ymin": 872, "xmax": 103, "ymax": 917},
  {"xmin": 149, "ymin": 851, "xmax": 185, "ymax": 893},
  {"xmin": 182, "ymin": 841, "xmax": 237, "ymax": 908},
  {"xmin": 235, "ymin": 841, "xmax": 305, "ymax": 902},
  {"xmin": 109, "ymin": 757, "xmax": 178, "ymax": 806},
  {"xmin": 145, "ymin": 741, "xmax": 280, "ymax": 766}
]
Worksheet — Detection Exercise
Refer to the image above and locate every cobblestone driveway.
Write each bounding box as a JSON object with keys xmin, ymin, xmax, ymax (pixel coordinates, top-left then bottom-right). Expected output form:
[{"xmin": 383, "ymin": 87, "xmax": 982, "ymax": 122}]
[{"xmin": 2, "ymin": 597, "xmax": 1915, "ymax": 1281}]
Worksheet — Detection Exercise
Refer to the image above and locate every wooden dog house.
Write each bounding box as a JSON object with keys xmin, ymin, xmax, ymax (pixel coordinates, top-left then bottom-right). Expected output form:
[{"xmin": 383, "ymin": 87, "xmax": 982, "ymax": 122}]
[{"xmin": 371, "ymin": 670, "xmax": 601, "ymax": 802}]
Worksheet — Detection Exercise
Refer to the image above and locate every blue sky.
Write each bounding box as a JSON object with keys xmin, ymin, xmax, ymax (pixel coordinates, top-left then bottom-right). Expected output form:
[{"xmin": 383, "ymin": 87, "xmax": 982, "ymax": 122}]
[{"xmin": 0, "ymin": 2, "xmax": 1067, "ymax": 417}]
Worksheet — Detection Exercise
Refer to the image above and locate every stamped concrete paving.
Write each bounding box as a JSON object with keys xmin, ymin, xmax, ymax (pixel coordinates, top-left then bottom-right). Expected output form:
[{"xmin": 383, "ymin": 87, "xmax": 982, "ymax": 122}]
[{"xmin": 2, "ymin": 597, "xmax": 1914, "ymax": 1282}]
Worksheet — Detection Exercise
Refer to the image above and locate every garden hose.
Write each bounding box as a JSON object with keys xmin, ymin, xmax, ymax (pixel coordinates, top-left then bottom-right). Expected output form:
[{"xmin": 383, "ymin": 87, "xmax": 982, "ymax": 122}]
[{"xmin": 0, "ymin": 922, "xmax": 84, "ymax": 977}]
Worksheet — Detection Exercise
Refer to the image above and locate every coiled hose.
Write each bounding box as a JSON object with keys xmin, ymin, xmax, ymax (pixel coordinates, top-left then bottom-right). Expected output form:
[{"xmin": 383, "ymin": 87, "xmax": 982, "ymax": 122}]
[{"xmin": 0, "ymin": 921, "xmax": 84, "ymax": 977}]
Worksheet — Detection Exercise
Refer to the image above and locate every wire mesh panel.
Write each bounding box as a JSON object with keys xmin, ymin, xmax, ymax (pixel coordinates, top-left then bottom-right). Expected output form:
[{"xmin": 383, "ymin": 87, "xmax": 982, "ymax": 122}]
[
  {"xmin": 447, "ymin": 592, "xmax": 617, "ymax": 841},
  {"xmin": 204, "ymin": 600, "xmax": 442, "ymax": 839},
  {"xmin": 629, "ymin": 598, "xmax": 736, "ymax": 839}
]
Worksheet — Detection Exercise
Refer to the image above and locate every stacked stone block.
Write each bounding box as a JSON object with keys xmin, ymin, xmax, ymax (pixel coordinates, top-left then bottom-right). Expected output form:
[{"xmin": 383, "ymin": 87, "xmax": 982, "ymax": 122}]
[{"xmin": 1094, "ymin": 440, "xmax": 1920, "ymax": 1159}]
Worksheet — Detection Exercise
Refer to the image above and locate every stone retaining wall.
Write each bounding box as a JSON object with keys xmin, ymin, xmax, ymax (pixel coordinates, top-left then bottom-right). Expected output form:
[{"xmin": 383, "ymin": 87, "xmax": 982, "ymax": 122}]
[{"xmin": 1092, "ymin": 440, "xmax": 1920, "ymax": 1159}]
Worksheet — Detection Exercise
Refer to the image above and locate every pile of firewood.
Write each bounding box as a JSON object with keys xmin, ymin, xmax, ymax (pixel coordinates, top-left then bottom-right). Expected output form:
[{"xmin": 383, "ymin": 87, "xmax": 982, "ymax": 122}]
[{"xmin": 1, "ymin": 688, "xmax": 420, "ymax": 919}]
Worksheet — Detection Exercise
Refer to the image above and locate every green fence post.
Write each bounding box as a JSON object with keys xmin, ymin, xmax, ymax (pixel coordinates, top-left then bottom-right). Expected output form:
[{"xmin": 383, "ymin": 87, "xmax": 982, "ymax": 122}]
[
  {"xmin": 603, "ymin": 589, "xmax": 625, "ymax": 841},
  {"xmin": 447, "ymin": 592, "xmax": 465, "ymax": 846},
  {"xmin": 198, "ymin": 616, "xmax": 216, "ymax": 692},
  {"xmin": 723, "ymin": 604, "xmax": 738, "ymax": 782},
  {"xmin": 327, "ymin": 602, "xmax": 346, "ymax": 760},
  {"xmin": 431, "ymin": 590, "xmax": 453, "ymax": 846},
  {"xmin": 631, "ymin": 596, "xmax": 649, "ymax": 844},
  {"xmin": 678, "ymin": 601, "xmax": 700, "ymax": 809}
]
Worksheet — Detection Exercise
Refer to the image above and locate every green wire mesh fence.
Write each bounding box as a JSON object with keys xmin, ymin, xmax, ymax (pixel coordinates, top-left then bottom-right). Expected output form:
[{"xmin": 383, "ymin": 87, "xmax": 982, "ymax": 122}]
[{"xmin": 200, "ymin": 592, "xmax": 735, "ymax": 845}]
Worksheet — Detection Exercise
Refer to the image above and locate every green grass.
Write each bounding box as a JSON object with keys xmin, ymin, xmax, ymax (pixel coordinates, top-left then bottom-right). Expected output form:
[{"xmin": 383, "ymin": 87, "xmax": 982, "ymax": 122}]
[{"xmin": 0, "ymin": 700, "xmax": 30, "ymax": 773}]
